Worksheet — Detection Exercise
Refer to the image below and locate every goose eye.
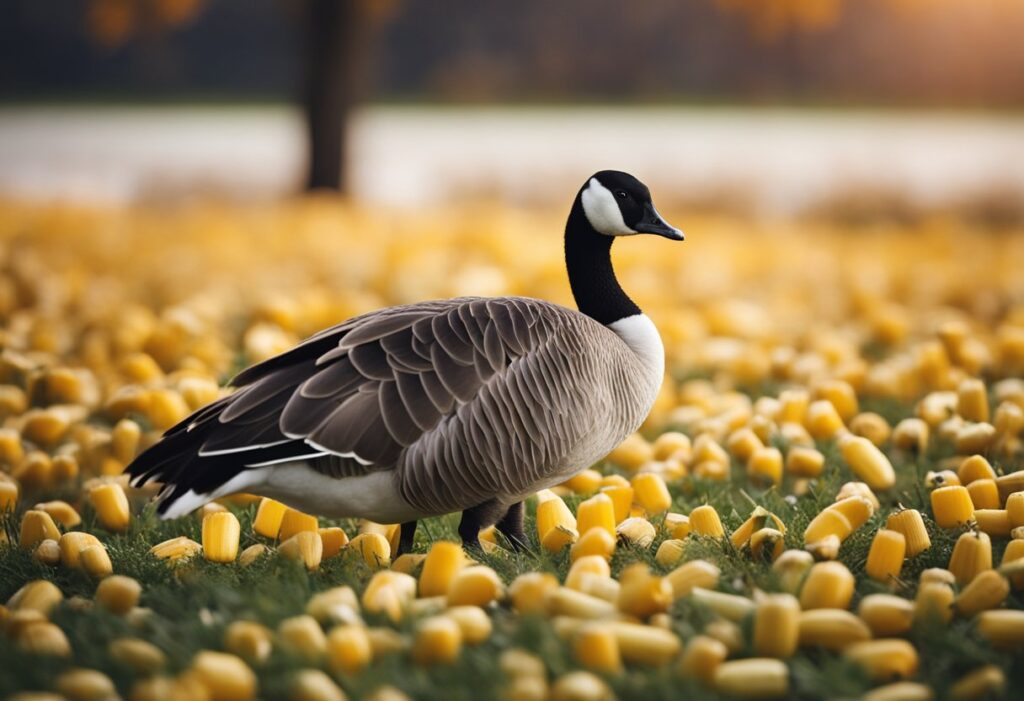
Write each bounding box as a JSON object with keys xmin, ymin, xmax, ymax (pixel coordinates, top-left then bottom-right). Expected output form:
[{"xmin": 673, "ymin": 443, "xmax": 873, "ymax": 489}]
[{"xmin": 615, "ymin": 190, "xmax": 627, "ymax": 199}]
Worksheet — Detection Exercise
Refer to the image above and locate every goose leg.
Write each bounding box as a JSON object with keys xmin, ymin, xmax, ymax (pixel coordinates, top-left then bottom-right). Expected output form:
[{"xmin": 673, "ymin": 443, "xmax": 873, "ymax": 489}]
[
  {"xmin": 495, "ymin": 500, "xmax": 527, "ymax": 550},
  {"xmin": 397, "ymin": 520, "xmax": 418, "ymax": 557},
  {"xmin": 458, "ymin": 500, "xmax": 505, "ymax": 552}
]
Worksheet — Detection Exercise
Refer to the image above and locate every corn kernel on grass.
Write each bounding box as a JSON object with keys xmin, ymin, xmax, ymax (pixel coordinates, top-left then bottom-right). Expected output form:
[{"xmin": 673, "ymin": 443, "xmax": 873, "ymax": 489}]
[{"xmin": 1, "ymin": 200, "xmax": 1023, "ymax": 700}]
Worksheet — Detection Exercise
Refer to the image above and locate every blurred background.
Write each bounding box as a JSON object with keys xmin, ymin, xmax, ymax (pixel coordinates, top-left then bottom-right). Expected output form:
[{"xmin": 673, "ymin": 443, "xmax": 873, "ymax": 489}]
[{"xmin": 2, "ymin": 0, "xmax": 1024, "ymax": 221}]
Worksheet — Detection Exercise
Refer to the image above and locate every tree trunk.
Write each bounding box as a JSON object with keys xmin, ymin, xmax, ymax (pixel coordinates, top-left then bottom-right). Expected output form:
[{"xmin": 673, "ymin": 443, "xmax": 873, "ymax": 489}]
[{"xmin": 303, "ymin": 0, "xmax": 369, "ymax": 192}]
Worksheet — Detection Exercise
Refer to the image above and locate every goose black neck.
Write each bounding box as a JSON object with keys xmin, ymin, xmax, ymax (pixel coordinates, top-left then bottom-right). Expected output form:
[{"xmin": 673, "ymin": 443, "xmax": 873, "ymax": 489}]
[{"xmin": 564, "ymin": 197, "xmax": 641, "ymax": 326}]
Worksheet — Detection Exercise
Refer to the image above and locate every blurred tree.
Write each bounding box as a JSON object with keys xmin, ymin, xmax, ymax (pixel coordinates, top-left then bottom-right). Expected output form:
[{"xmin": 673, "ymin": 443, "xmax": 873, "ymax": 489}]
[{"xmin": 86, "ymin": 0, "xmax": 396, "ymax": 193}]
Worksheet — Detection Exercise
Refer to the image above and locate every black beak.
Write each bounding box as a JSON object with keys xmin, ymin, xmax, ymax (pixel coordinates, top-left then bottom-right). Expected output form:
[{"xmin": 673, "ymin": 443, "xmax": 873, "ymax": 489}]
[{"xmin": 633, "ymin": 202, "xmax": 685, "ymax": 240}]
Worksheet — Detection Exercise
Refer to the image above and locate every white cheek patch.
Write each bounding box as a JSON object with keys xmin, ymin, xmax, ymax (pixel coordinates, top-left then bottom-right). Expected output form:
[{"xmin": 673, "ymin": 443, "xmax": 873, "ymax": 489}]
[{"xmin": 581, "ymin": 178, "xmax": 636, "ymax": 236}]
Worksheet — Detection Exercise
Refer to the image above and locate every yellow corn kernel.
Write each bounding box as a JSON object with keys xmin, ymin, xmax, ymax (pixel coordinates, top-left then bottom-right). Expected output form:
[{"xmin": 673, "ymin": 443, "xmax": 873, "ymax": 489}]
[
  {"xmin": 692, "ymin": 432, "xmax": 730, "ymax": 465},
  {"xmin": 798, "ymin": 609, "xmax": 871, "ymax": 650},
  {"xmin": 839, "ymin": 435, "xmax": 895, "ymax": 490},
  {"xmin": 0, "ymin": 479, "xmax": 17, "ymax": 512},
  {"xmin": 975, "ymin": 509, "xmax": 1012, "ymax": 537},
  {"xmin": 616, "ymin": 563, "xmax": 671, "ymax": 619},
  {"xmin": 33, "ymin": 500, "xmax": 81, "ymax": 529},
  {"xmin": 508, "ymin": 572, "xmax": 559, "ymax": 615},
  {"xmin": 549, "ymin": 671, "xmax": 612, "ymax": 701},
  {"xmin": 19, "ymin": 509, "xmax": 61, "ymax": 550},
  {"xmin": 857, "ymin": 594, "xmax": 914, "ymax": 636},
  {"xmin": 958, "ymin": 378, "xmax": 989, "ymax": 423},
  {"xmin": 573, "ymin": 622, "xmax": 622, "ymax": 674},
  {"xmin": 803, "ymin": 508, "xmax": 853, "ymax": 546},
  {"xmin": 954, "ymin": 570, "xmax": 1009, "ymax": 618},
  {"xmin": 776, "ymin": 389, "xmax": 809, "ymax": 424},
  {"xmin": 689, "ymin": 504, "xmax": 725, "ymax": 538},
  {"xmin": 966, "ymin": 479, "xmax": 1000, "ymax": 510},
  {"xmin": 948, "ymin": 531, "xmax": 992, "ymax": 586},
  {"xmin": 607, "ymin": 433, "xmax": 653, "ymax": 472},
  {"xmin": 667, "ymin": 559, "xmax": 720, "ymax": 598},
  {"xmin": 747, "ymin": 446, "xmax": 783, "ymax": 486},
  {"xmin": 892, "ymin": 417, "xmax": 929, "ymax": 452},
  {"xmin": 677, "ymin": 634, "xmax": 728, "ymax": 684},
  {"xmin": 753, "ymin": 593, "xmax": 800, "ymax": 659},
  {"xmin": 598, "ymin": 485, "xmax": 634, "ymax": 525},
  {"xmin": 956, "ymin": 423, "xmax": 996, "ymax": 454},
  {"xmin": 536, "ymin": 493, "xmax": 576, "ymax": 541},
  {"xmin": 95, "ymin": 575, "xmax": 141, "ymax": 615},
  {"xmin": 52, "ymin": 454, "xmax": 79, "ymax": 482},
  {"xmin": 931, "ymin": 485, "xmax": 975, "ymax": 528},
  {"xmin": 958, "ymin": 455, "xmax": 996, "ymax": 486},
  {"xmin": 679, "ymin": 634, "xmax": 729, "ymax": 683},
  {"xmin": 278, "ymin": 509, "xmax": 319, "ymax": 541},
  {"xmin": 317, "ymin": 527, "xmax": 348, "ymax": 559},
  {"xmin": 631, "ymin": 472, "xmax": 672, "ymax": 514},
  {"xmin": 951, "ymin": 666, "xmax": 1007, "ymax": 701},
  {"xmin": 748, "ymin": 528, "xmax": 783, "ymax": 562},
  {"xmin": 849, "ymin": 412, "xmax": 891, "ymax": 447},
  {"xmin": 605, "ymin": 620, "xmax": 680, "ymax": 666},
  {"xmin": 412, "ymin": 615, "xmax": 462, "ymax": 665},
  {"xmin": 773, "ymin": 550, "xmax": 814, "ymax": 595},
  {"xmin": 800, "ymin": 561, "xmax": 854, "ymax": 610},
  {"xmin": 726, "ymin": 427, "xmax": 764, "ymax": 463},
  {"xmin": 546, "ymin": 587, "xmax": 617, "ymax": 620},
  {"xmin": 664, "ymin": 512, "xmax": 691, "ymax": 539},
  {"xmin": 447, "ymin": 565, "xmax": 503, "ymax": 607},
  {"xmin": 280, "ymin": 531, "xmax": 324, "ymax": 571},
  {"xmin": 144, "ymin": 388, "xmax": 190, "ymax": 431},
  {"xmin": 845, "ymin": 639, "xmax": 919, "ymax": 680},
  {"xmin": 15, "ymin": 451, "xmax": 54, "ymax": 490},
  {"xmin": 56, "ymin": 668, "xmax": 117, "ymax": 701},
  {"xmin": 81, "ymin": 544, "xmax": 113, "ymax": 579},
  {"xmin": 306, "ymin": 586, "xmax": 359, "ymax": 626},
  {"xmin": 914, "ymin": 582, "xmax": 955, "ymax": 625},
  {"xmin": 575, "ymin": 493, "xmax": 616, "ymax": 537},
  {"xmin": 108, "ymin": 637, "xmax": 166, "ymax": 674},
  {"xmin": 997, "ymin": 470, "xmax": 1024, "ymax": 504},
  {"xmin": 804, "ymin": 399, "xmax": 845, "ymax": 441},
  {"xmin": 365, "ymin": 627, "xmax": 409, "ymax": 658},
  {"xmin": 202, "ymin": 511, "xmax": 241, "ymax": 563},
  {"xmin": 348, "ymin": 532, "xmax": 391, "ymax": 569},
  {"xmin": 58, "ymin": 532, "xmax": 100, "ymax": 568},
  {"xmin": 562, "ymin": 468, "xmax": 602, "ymax": 495},
  {"xmin": 653, "ymin": 431, "xmax": 691, "ymax": 461},
  {"xmin": 731, "ymin": 506, "xmax": 786, "ymax": 549},
  {"xmin": 569, "ymin": 527, "xmax": 614, "ymax": 562},
  {"xmin": 921, "ymin": 568, "xmax": 955, "ymax": 586},
  {"xmin": 866, "ymin": 529, "xmax": 906, "ymax": 582},
  {"xmin": 18, "ymin": 621, "xmax": 72, "ymax": 656},
  {"xmin": 111, "ymin": 418, "xmax": 141, "ymax": 463},
  {"xmin": 89, "ymin": 483, "xmax": 131, "ymax": 533},
  {"xmin": 190, "ymin": 650, "xmax": 257, "ymax": 701},
  {"xmin": 1006, "ymin": 492, "xmax": 1024, "ymax": 528},
  {"xmin": 615, "ymin": 517, "xmax": 656, "ymax": 547},
  {"xmin": 290, "ymin": 669, "xmax": 346, "ymax": 701},
  {"xmin": 224, "ymin": 620, "xmax": 273, "ymax": 664},
  {"xmin": 251, "ymin": 498, "xmax": 286, "ymax": 539},
  {"xmin": 149, "ymin": 536, "xmax": 201, "ymax": 562},
  {"xmin": 885, "ymin": 509, "xmax": 931, "ymax": 558},
  {"xmin": 926, "ymin": 469, "xmax": 960, "ymax": 489},
  {"xmin": 1001, "ymin": 539, "xmax": 1024, "ymax": 589},
  {"xmin": 786, "ymin": 446, "xmax": 824, "ymax": 478},
  {"xmin": 34, "ymin": 539, "xmax": 60, "ymax": 566},
  {"xmin": 8, "ymin": 579, "xmax": 63, "ymax": 615},
  {"xmin": 655, "ymin": 539, "xmax": 687, "ymax": 568},
  {"xmin": 714, "ymin": 658, "xmax": 789, "ymax": 699},
  {"xmin": 862, "ymin": 682, "xmax": 934, "ymax": 701},
  {"xmin": 278, "ymin": 615, "xmax": 327, "ymax": 660},
  {"xmin": 418, "ymin": 541, "xmax": 465, "ymax": 597},
  {"xmin": 326, "ymin": 624, "xmax": 372, "ymax": 674},
  {"xmin": 691, "ymin": 587, "xmax": 755, "ymax": 622},
  {"xmin": 445, "ymin": 605, "xmax": 492, "ymax": 645},
  {"xmin": 975, "ymin": 609, "xmax": 1024, "ymax": 650}
]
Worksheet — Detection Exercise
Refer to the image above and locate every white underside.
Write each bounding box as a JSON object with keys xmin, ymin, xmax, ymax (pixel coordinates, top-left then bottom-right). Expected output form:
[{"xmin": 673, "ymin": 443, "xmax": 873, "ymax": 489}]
[{"xmin": 159, "ymin": 462, "xmax": 420, "ymax": 523}]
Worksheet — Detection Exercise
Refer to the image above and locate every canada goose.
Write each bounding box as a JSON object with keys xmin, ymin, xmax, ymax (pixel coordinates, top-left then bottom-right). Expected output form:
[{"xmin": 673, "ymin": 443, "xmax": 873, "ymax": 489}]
[{"xmin": 127, "ymin": 170, "xmax": 683, "ymax": 553}]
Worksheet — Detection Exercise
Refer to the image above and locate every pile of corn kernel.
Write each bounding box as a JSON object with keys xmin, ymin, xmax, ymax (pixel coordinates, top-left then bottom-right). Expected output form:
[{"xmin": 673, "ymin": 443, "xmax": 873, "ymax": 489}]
[{"xmin": 1, "ymin": 199, "xmax": 1024, "ymax": 701}]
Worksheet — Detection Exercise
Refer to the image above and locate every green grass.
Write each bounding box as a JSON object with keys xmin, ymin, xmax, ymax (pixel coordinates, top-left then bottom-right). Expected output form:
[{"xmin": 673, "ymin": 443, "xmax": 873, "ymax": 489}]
[{"xmin": 2, "ymin": 398, "xmax": 1024, "ymax": 700}]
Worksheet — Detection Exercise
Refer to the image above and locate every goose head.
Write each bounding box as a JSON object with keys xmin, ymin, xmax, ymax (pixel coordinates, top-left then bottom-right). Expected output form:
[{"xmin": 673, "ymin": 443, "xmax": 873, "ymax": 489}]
[{"xmin": 579, "ymin": 170, "xmax": 684, "ymax": 241}]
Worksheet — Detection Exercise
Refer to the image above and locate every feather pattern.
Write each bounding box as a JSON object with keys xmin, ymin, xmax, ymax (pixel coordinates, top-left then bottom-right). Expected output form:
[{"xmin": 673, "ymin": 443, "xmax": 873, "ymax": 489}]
[{"xmin": 126, "ymin": 295, "xmax": 661, "ymax": 518}]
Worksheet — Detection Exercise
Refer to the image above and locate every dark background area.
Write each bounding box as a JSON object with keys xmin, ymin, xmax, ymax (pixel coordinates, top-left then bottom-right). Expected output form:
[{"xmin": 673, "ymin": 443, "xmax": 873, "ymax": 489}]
[{"xmin": 4, "ymin": 0, "xmax": 1024, "ymax": 107}]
